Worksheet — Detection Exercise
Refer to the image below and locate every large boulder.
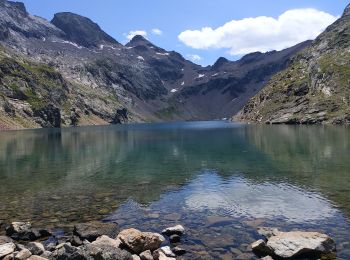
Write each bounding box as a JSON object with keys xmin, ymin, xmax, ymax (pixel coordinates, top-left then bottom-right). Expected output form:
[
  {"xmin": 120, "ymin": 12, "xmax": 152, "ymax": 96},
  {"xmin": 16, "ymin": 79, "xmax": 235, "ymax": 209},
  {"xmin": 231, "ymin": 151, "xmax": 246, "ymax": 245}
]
[
  {"xmin": 117, "ymin": 228, "xmax": 165, "ymax": 254},
  {"xmin": 5, "ymin": 222, "xmax": 50, "ymax": 241},
  {"xmin": 0, "ymin": 242, "xmax": 16, "ymax": 258},
  {"xmin": 73, "ymin": 221, "xmax": 119, "ymax": 242},
  {"xmin": 252, "ymin": 230, "xmax": 336, "ymax": 259}
]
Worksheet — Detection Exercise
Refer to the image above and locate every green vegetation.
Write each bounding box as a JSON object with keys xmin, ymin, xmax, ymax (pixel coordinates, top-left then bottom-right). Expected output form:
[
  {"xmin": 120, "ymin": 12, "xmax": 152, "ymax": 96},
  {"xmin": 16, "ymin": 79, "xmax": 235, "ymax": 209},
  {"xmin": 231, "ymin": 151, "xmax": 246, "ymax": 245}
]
[{"xmin": 155, "ymin": 105, "xmax": 179, "ymax": 119}]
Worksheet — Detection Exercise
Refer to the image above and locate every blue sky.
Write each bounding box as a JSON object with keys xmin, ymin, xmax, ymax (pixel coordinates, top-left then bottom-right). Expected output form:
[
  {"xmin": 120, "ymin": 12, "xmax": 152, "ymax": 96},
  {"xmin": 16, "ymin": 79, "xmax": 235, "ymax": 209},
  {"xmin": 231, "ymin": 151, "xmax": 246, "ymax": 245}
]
[{"xmin": 21, "ymin": 0, "xmax": 349, "ymax": 66}]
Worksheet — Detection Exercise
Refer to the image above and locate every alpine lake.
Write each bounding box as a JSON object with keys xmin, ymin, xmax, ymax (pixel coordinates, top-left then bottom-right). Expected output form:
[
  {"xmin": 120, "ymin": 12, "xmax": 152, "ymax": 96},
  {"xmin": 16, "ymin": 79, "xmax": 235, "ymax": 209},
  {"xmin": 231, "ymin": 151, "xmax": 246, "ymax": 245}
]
[{"xmin": 0, "ymin": 121, "xmax": 349, "ymax": 259}]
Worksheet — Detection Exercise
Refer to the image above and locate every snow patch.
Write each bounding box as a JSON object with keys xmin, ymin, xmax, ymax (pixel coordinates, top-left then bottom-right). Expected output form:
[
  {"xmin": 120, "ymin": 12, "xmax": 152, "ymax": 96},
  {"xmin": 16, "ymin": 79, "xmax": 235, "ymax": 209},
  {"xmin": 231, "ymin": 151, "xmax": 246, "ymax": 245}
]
[
  {"xmin": 212, "ymin": 73, "xmax": 219, "ymax": 77},
  {"xmin": 156, "ymin": 52, "xmax": 170, "ymax": 56},
  {"xmin": 181, "ymin": 81, "xmax": 185, "ymax": 86},
  {"xmin": 171, "ymin": 89, "xmax": 178, "ymax": 93},
  {"xmin": 51, "ymin": 40, "xmax": 83, "ymax": 49},
  {"xmin": 197, "ymin": 74, "xmax": 205, "ymax": 79},
  {"xmin": 100, "ymin": 45, "xmax": 117, "ymax": 50},
  {"xmin": 137, "ymin": 56, "xmax": 145, "ymax": 61}
]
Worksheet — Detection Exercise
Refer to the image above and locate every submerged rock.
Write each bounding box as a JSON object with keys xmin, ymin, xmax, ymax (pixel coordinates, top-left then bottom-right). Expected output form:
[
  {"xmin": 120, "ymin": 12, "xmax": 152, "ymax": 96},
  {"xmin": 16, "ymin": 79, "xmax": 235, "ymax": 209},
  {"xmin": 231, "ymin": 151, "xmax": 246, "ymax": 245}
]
[
  {"xmin": 172, "ymin": 246, "xmax": 186, "ymax": 256},
  {"xmin": 0, "ymin": 242, "xmax": 16, "ymax": 258},
  {"xmin": 252, "ymin": 230, "xmax": 336, "ymax": 259},
  {"xmin": 73, "ymin": 221, "xmax": 119, "ymax": 242},
  {"xmin": 169, "ymin": 234, "xmax": 180, "ymax": 243},
  {"xmin": 257, "ymin": 227, "xmax": 281, "ymax": 239},
  {"xmin": 161, "ymin": 225, "xmax": 185, "ymax": 236},
  {"xmin": 117, "ymin": 228, "xmax": 165, "ymax": 254}
]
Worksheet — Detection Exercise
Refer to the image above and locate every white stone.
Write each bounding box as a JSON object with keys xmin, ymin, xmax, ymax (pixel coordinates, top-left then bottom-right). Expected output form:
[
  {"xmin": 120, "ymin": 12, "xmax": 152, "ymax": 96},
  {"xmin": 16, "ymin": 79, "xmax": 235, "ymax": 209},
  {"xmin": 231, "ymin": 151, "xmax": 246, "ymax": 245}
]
[
  {"xmin": 162, "ymin": 225, "xmax": 185, "ymax": 236},
  {"xmin": 160, "ymin": 246, "xmax": 175, "ymax": 257},
  {"xmin": 0, "ymin": 243, "xmax": 16, "ymax": 258},
  {"xmin": 267, "ymin": 231, "xmax": 336, "ymax": 258}
]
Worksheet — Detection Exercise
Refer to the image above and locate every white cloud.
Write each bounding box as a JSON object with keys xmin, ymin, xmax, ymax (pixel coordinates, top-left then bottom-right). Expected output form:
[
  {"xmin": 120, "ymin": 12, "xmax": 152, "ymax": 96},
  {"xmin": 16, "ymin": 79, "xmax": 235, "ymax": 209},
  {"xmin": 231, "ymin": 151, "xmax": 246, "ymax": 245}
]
[
  {"xmin": 152, "ymin": 28, "xmax": 163, "ymax": 35},
  {"xmin": 187, "ymin": 54, "xmax": 201, "ymax": 62},
  {"xmin": 178, "ymin": 9, "xmax": 338, "ymax": 55},
  {"xmin": 126, "ymin": 30, "xmax": 147, "ymax": 40}
]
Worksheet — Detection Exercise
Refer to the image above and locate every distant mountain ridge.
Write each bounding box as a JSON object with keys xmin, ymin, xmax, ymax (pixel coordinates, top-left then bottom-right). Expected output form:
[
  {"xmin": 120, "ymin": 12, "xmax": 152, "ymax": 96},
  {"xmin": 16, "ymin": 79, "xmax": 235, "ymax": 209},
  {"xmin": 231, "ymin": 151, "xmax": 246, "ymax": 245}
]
[
  {"xmin": 0, "ymin": 0, "xmax": 310, "ymax": 129},
  {"xmin": 235, "ymin": 4, "xmax": 350, "ymax": 124}
]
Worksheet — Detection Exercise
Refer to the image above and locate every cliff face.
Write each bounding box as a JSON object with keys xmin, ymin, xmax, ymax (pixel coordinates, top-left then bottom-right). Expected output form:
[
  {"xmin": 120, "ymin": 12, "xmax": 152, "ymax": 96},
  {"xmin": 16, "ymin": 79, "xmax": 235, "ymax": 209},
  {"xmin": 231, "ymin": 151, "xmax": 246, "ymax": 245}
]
[
  {"xmin": 235, "ymin": 5, "xmax": 350, "ymax": 124},
  {"xmin": 0, "ymin": 0, "xmax": 311, "ymax": 129}
]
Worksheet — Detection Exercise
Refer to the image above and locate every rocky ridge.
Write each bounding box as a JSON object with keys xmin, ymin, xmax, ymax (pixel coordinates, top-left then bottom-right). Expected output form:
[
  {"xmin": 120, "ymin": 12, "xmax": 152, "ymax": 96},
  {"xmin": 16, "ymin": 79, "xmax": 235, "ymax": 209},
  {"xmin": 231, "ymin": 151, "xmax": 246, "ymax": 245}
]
[{"xmin": 235, "ymin": 4, "xmax": 350, "ymax": 124}]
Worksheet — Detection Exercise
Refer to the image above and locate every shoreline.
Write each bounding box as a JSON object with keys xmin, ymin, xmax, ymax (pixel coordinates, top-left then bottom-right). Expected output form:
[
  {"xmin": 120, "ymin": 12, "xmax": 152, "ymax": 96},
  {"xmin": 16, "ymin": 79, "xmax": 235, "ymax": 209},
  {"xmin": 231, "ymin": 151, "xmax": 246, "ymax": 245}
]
[{"xmin": 0, "ymin": 220, "xmax": 337, "ymax": 260}]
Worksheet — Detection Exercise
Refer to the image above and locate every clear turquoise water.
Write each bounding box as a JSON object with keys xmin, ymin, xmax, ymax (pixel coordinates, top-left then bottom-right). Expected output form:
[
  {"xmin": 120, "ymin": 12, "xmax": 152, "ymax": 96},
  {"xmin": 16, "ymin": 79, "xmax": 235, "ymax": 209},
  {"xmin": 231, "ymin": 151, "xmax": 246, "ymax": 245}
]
[{"xmin": 0, "ymin": 121, "xmax": 349, "ymax": 259}]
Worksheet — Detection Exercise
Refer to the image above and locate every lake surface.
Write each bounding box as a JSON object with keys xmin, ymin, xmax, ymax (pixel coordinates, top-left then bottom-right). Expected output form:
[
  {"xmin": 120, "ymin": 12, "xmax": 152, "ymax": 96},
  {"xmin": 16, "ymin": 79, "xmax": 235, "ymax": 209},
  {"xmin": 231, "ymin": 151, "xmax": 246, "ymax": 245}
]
[{"xmin": 0, "ymin": 121, "xmax": 350, "ymax": 259}]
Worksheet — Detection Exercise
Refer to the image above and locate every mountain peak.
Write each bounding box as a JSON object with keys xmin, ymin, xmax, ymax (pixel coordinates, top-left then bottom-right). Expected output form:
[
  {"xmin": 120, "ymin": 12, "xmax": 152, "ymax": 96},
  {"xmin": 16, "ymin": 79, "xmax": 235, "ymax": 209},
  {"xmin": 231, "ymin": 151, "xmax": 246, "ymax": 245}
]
[
  {"xmin": 126, "ymin": 35, "xmax": 153, "ymax": 47},
  {"xmin": 212, "ymin": 57, "xmax": 229, "ymax": 69},
  {"xmin": 0, "ymin": 0, "xmax": 27, "ymax": 14},
  {"xmin": 51, "ymin": 12, "xmax": 119, "ymax": 48}
]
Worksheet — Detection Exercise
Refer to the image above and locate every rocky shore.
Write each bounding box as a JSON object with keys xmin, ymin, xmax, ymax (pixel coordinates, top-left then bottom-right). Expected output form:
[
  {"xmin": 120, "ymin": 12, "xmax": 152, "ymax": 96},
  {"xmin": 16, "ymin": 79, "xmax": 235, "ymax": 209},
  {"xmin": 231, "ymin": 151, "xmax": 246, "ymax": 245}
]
[{"xmin": 0, "ymin": 221, "xmax": 336, "ymax": 259}]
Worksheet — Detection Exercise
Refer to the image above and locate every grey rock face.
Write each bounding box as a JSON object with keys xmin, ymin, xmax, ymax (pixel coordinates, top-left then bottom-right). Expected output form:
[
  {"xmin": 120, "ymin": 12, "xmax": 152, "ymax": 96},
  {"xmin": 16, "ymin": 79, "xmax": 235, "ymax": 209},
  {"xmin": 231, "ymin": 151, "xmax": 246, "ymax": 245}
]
[{"xmin": 51, "ymin": 12, "xmax": 119, "ymax": 48}]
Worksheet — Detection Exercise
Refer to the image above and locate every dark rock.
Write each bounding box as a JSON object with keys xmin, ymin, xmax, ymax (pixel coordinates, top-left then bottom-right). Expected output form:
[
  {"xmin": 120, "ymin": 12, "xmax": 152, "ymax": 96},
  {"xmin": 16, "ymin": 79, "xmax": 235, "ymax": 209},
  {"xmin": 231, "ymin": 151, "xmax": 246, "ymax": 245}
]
[
  {"xmin": 50, "ymin": 242, "xmax": 84, "ymax": 259},
  {"xmin": 251, "ymin": 239, "xmax": 273, "ymax": 257},
  {"xmin": 111, "ymin": 108, "xmax": 128, "ymax": 124},
  {"xmin": 73, "ymin": 221, "xmax": 119, "ymax": 242},
  {"xmin": 70, "ymin": 110, "xmax": 79, "ymax": 126},
  {"xmin": 83, "ymin": 243, "xmax": 133, "ymax": 260},
  {"xmin": 0, "ymin": 24, "xmax": 10, "ymax": 40},
  {"xmin": 212, "ymin": 57, "xmax": 229, "ymax": 70},
  {"xmin": 172, "ymin": 246, "xmax": 186, "ymax": 256},
  {"xmin": 70, "ymin": 235, "xmax": 83, "ymax": 247},
  {"xmin": 5, "ymin": 222, "xmax": 51, "ymax": 241},
  {"xmin": 33, "ymin": 105, "xmax": 61, "ymax": 128},
  {"xmin": 51, "ymin": 12, "xmax": 119, "ymax": 48},
  {"xmin": 3, "ymin": 101, "xmax": 16, "ymax": 117},
  {"xmin": 27, "ymin": 242, "xmax": 45, "ymax": 256},
  {"xmin": 169, "ymin": 234, "xmax": 180, "ymax": 243}
]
